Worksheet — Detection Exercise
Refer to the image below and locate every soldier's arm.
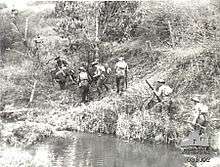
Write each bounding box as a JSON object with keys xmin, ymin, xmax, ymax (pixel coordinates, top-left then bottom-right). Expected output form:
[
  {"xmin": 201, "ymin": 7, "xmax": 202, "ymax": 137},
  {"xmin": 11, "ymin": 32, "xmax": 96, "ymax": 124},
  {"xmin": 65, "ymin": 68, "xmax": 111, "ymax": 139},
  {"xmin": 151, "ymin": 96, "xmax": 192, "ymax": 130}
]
[
  {"xmin": 115, "ymin": 63, "xmax": 118, "ymax": 73},
  {"xmin": 154, "ymin": 87, "xmax": 162, "ymax": 98},
  {"xmin": 63, "ymin": 60, "xmax": 69, "ymax": 67},
  {"xmin": 107, "ymin": 67, "xmax": 112, "ymax": 74},
  {"xmin": 93, "ymin": 67, "xmax": 100, "ymax": 78},
  {"xmin": 126, "ymin": 63, "xmax": 129, "ymax": 72},
  {"xmin": 77, "ymin": 75, "xmax": 81, "ymax": 85},
  {"xmin": 192, "ymin": 109, "xmax": 200, "ymax": 125},
  {"xmin": 88, "ymin": 73, "xmax": 92, "ymax": 82}
]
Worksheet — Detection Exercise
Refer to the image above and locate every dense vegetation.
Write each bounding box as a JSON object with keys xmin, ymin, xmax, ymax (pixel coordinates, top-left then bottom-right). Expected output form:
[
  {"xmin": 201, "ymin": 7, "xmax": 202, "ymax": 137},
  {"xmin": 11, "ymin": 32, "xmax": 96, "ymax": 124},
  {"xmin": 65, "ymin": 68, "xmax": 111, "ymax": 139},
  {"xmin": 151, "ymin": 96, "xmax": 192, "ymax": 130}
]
[{"xmin": 0, "ymin": 0, "xmax": 219, "ymax": 151}]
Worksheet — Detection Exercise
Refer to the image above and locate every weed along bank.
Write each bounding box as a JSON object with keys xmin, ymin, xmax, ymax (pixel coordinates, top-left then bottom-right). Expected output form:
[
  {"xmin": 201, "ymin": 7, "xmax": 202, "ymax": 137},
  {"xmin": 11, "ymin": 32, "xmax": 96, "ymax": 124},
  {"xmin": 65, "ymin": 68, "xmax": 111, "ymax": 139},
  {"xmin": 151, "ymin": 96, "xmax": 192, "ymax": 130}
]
[{"xmin": 0, "ymin": 1, "xmax": 220, "ymax": 167}]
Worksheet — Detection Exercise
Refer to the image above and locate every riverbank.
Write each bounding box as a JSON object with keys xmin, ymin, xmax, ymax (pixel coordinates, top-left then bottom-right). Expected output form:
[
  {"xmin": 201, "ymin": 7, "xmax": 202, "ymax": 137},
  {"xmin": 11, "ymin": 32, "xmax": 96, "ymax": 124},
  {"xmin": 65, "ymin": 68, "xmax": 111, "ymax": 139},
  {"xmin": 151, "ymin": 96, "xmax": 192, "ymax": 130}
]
[
  {"xmin": 0, "ymin": 131, "xmax": 186, "ymax": 167},
  {"xmin": 1, "ymin": 46, "xmax": 219, "ymax": 149}
]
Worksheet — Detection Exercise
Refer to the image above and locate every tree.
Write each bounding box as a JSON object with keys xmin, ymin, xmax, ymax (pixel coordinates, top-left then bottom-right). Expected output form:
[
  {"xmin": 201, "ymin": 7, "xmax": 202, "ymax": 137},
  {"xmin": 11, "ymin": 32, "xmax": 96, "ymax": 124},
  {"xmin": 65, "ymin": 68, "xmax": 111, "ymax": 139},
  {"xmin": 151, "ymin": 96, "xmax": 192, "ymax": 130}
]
[
  {"xmin": 0, "ymin": 13, "xmax": 16, "ymax": 65},
  {"xmin": 53, "ymin": 1, "xmax": 143, "ymax": 65}
]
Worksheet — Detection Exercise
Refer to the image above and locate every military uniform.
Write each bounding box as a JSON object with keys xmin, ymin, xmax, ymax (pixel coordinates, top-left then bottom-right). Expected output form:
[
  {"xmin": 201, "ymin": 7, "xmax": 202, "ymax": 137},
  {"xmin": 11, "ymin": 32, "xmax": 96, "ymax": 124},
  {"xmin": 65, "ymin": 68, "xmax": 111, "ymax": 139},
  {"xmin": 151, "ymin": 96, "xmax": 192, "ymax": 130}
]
[
  {"xmin": 33, "ymin": 35, "xmax": 42, "ymax": 55},
  {"xmin": 154, "ymin": 79, "xmax": 173, "ymax": 120},
  {"xmin": 156, "ymin": 84, "xmax": 173, "ymax": 102},
  {"xmin": 53, "ymin": 57, "xmax": 75, "ymax": 89},
  {"xmin": 78, "ymin": 67, "xmax": 90, "ymax": 103},
  {"xmin": 104, "ymin": 63, "xmax": 112, "ymax": 88},
  {"xmin": 115, "ymin": 57, "xmax": 128, "ymax": 93},
  {"xmin": 55, "ymin": 57, "xmax": 73, "ymax": 78},
  {"xmin": 93, "ymin": 62, "xmax": 109, "ymax": 96},
  {"xmin": 191, "ymin": 97, "xmax": 208, "ymax": 133}
]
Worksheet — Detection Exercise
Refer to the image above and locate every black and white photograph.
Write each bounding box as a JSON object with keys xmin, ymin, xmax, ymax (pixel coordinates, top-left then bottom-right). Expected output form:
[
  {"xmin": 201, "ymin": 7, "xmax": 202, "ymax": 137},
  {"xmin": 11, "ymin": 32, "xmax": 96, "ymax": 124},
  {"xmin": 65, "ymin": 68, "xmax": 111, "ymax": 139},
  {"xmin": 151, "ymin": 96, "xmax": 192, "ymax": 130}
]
[{"xmin": 0, "ymin": 0, "xmax": 219, "ymax": 166}]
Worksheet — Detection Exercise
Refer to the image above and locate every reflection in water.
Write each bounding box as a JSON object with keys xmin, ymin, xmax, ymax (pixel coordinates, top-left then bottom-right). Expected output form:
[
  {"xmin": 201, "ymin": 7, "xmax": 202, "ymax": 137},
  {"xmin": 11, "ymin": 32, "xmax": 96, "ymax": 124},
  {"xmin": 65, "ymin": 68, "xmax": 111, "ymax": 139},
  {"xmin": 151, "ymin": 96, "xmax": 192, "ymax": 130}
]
[
  {"xmin": 0, "ymin": 132, "xmax": 185, "ymax": 167},
  {"xmin": 35, "ymin": 132, "xmax": 184, "ymax": 167}
]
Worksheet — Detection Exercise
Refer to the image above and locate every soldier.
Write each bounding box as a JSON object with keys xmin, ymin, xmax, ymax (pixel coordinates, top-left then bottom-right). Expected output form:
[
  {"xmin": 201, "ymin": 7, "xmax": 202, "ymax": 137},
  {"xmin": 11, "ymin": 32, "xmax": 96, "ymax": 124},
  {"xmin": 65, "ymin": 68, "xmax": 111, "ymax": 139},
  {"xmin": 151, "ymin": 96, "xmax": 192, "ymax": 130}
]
[
  {"xmin": 52, "ymin": 56, "xmax": 75, "ymax": 90},
  {"xmin": 54, "ymin": 56, "xmax": 68, "ymax": 77},
  {"xmin": 33, "ymin": 34, "xmax": 43, "ymax": 55},
  {"xmin": 104, "ymin": 63, "xmax": 112, "ymax": 77},
  {"xmin": 55, "ymin": 56, "xmax": 68, "ymax": 70},
  {"xmin": 91, "ymin": 59, "xmax": 99, "ymax": 82},
  {"xmin": 11, "ymin": 8, "xmax": 19, "ymax": 23},
  {"xmin": 78, "ymin": 67, "xmax": 90, "ymax": 103},
  {"xmin": 155, "ymin": 79, "xmax": 173, "ymax": 102},
  {"xmin": 152, "ymin": 79, "xmax": 173, "ymax": 119},
  {"xmin": 92, "ymin": 60, "xmax": 109, "ymax": 96},
  {"xmin": 104, "ymin": 63, "xmax": 112, "ymax": 88},
  {"xmin": 115, "ymin": 57, "xmax": 128, "ymax": 94},
  {"xmin": 191, "ymin": 96, "xmax": 208, "ymax": 133},
  {"xmin": 33, "ymin": 34, "xmax": 42, "ymax": 46}
]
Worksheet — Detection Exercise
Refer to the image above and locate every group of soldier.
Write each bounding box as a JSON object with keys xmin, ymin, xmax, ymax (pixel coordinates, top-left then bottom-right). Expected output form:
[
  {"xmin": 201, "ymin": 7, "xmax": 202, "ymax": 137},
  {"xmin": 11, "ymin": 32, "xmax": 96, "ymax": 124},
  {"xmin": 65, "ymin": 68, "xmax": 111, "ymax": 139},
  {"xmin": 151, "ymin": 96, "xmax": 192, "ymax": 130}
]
[
  {"xmin": 154, "ymin": 79, "xmax": 208, "ymax": 134},
  {"xmin": 52, "ymin": 55, "xmax": 208, "ymax": 134},
  {"xmin": 52, "ymin": 55, "xmax": 129, "ymax": 103},
  {"xmin": 150, "ymin": 78, "xmax": 208, "ymax": 133}
]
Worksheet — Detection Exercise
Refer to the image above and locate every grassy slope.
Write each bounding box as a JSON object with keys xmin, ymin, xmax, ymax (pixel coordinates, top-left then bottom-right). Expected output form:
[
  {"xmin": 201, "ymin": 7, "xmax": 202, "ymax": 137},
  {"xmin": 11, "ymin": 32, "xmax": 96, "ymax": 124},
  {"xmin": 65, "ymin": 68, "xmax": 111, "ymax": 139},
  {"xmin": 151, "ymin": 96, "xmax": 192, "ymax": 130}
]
[
  {"xmin": 2, "ymin": 44, "xmax": 219, "ymax": 146},
  {"xmin": 0, "ymin": 8, "xmax": 220, "ymax": 147}
]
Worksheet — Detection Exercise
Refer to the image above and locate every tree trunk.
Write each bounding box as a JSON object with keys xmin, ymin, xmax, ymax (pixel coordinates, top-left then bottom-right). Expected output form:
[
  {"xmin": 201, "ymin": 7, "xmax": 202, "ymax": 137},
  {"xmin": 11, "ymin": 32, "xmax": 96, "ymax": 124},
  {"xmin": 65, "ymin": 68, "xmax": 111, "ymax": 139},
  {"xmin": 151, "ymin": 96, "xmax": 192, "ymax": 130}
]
[
  {"xmin": 95, "ymin": 2, "xmax": 99, "ymax": 59},
  {"xmin": 25, "ymin": 17, "xmax": 29, "ymax": 40}
]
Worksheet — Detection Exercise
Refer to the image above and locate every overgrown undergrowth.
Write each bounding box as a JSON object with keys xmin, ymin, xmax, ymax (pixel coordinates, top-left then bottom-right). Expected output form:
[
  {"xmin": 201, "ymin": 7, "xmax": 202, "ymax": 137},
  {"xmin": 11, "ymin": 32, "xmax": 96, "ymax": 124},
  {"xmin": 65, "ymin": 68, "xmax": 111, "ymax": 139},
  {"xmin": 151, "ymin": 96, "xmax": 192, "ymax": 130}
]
[{"xmin": 1, "ymin": 46, "xmax": 219, "ymax": 147}]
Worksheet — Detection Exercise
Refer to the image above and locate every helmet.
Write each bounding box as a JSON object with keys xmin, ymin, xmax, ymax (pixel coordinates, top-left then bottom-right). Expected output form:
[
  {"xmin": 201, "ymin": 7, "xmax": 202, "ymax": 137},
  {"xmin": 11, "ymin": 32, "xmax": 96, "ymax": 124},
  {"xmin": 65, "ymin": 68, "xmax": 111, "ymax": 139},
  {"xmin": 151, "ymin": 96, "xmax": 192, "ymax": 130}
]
[
  {"xmin": 157, "ymin": 79, "xmax": 165, "ymax": 83},
  {"xmin": 118, "ymin": 57, "xmax": 124, "ymax": 61},
  {"xmin": 91, "ymin": 61, "xmax": 98, "ymax": 66},
  {"xmin": 79, "ymin": 67, "xmax": 86, "ymax": 71},
  {"xmin": 191, "ymin": 96, "xmax": 200, "ymax": 102}
]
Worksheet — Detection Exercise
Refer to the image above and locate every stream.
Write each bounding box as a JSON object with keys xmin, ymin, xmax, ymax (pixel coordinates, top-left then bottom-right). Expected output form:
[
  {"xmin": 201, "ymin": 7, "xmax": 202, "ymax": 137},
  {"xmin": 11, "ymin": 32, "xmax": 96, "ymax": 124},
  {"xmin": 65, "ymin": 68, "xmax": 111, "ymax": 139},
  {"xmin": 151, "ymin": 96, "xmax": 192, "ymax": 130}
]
[{"xmin": 0, "ymin": 131, "xmax": 186, "ymax": 167}]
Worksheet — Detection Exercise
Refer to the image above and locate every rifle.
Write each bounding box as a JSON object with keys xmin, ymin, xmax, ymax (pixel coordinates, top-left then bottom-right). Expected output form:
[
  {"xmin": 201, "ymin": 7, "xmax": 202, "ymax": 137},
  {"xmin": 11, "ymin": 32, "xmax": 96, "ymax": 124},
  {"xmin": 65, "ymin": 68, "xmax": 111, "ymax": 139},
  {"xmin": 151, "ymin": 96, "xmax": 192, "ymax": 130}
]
[
  {"xmin": 183, "ymin": 120, "xmax": 206, "ymax": 129},
  {"xmin": 145, "ymin": 80, "xmax": 161, "ymax": 102}
]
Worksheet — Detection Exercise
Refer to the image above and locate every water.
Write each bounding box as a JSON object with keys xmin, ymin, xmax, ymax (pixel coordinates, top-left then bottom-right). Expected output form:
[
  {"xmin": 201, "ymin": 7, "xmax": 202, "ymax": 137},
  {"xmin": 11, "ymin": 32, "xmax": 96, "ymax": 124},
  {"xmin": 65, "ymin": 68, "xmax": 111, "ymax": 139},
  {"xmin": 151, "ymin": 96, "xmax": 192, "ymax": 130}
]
[{"xmin": 0, "ymin": 132, "xmax": 185, "ymax": 167}]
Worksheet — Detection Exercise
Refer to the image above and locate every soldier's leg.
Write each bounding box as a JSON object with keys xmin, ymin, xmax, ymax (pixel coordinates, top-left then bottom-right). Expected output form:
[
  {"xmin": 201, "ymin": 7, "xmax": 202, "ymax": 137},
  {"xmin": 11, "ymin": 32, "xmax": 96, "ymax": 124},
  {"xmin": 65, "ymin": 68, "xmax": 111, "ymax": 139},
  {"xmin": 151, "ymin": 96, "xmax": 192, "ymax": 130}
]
[
  {"xmin": 81, "ymin": 86, "xmax": 86, "ymax": 103},
  {"xmin": 161, "ymin": 101, "xmax": 171, "ymax": 126},
  {"xmin": 110, "ymin": 75, "xmax": 114, "ymax": 90},
  {"xmin": 116, "ymin": 76, "xmax": 120, "ymax": 93},
  {"xmin": 120, "ymin": 76, "xmax": 125, "ymax": 92},
  {"xmin": 162, "ymin": 98, "xmax": 174, "ymax": 120},
  {"xmin": 103, "ymin": 78, "xmax": 109, "ymax": 91},
  {"xmin": 97, "ymin": 77, "xmax": 102, "ymax": 96},
  {"xmin": 85, "ymin": 84, "xmax": 89, "ymax": 102}
]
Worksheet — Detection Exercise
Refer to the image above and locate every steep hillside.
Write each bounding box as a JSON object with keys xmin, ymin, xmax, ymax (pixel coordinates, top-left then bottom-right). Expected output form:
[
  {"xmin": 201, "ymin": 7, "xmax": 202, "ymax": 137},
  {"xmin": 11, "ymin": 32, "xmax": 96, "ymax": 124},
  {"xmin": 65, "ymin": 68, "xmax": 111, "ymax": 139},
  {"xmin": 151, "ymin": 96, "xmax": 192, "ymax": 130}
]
[
  {"xmin": 1, "ymin": 42, "xmax": 219, "ymax": 148},
  {"xmin": 0, "ymin": 1, "xmax": 219, "ymax": 150}
]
